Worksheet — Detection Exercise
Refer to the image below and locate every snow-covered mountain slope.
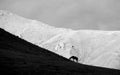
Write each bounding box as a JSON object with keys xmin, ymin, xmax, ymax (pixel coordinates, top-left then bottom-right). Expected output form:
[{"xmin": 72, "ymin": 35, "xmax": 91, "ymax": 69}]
[
  {"xmin": 0, "ymin": 10, "xmax": 73, "ymax": 45},
  {"xmin": 69, "ymin": 30, "xmax": 120, "ymax": 69},
  {"xmin": 1, "ymin": 10, "xmax": 120, "ymax": 70},
  {"xmin": 42, "ymin": 29, "xmax": 120, "ymax": 69}
]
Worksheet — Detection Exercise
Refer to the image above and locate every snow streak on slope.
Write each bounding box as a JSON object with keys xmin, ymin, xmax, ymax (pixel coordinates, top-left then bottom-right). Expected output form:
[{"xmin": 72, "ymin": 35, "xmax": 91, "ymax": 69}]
[{"xmin": 1, "ymin": 10, "xmax": 120, "ymax": 70}]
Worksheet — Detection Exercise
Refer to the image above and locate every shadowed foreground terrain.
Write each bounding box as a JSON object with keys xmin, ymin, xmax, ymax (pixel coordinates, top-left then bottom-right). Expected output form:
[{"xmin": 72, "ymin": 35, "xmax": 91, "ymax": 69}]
[{"xmin": 0, "ymin": 28, "xmax": 120, "ymax": 75}]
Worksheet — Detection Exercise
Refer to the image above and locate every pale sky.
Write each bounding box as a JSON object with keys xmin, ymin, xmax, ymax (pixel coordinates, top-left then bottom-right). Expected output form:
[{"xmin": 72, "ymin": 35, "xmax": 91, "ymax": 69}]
[{"xmin": 0, "ymin": 0, "xmax": 120, "ymax": 30}]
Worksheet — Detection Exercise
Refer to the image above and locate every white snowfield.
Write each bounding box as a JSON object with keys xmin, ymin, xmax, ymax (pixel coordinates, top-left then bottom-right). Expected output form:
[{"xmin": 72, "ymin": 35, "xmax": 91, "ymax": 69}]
[{"xmin": 0, "ymin": 10, "xmax": 120, "ymax": 70}]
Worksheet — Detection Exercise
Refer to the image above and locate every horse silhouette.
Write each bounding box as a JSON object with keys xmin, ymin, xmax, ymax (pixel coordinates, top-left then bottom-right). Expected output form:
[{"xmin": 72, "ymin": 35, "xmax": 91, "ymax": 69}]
[{"xmin": 69, "ymin": 56, "xmax": 78, "ymax": 62}]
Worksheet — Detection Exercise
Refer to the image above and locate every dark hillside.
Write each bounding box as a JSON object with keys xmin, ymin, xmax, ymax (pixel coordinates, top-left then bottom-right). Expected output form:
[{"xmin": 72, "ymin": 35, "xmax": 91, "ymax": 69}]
[{"xmin": 0, "ymin": 28, "xmax": 120, "ymax": 75}]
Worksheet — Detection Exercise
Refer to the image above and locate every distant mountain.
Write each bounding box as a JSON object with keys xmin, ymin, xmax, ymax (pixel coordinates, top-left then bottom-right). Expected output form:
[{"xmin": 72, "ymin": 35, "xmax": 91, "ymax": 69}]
[
  {"xmin": 1, "ymin": 28, "xmax": 120, "ymax": 74},
  {"xmin": 0, "ymin": 10, "xmax": 72, "ymax": 45},
  {"xmin": 1, "ymin": 10, "xmax": 120, "ymax": 70}
]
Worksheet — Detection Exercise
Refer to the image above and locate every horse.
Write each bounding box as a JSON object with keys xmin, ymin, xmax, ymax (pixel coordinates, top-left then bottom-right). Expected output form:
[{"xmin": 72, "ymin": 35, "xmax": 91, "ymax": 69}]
[{"xmin": 69, "ymin": 56, "xmax": 78, "ymax": 62}]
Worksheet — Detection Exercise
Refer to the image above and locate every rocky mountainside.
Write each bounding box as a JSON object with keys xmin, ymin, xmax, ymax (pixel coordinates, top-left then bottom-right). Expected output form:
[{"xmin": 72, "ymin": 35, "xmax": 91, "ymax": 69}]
[{"xmin": 1, "ymin": 10, "xmax": 120, "ymax": 70}]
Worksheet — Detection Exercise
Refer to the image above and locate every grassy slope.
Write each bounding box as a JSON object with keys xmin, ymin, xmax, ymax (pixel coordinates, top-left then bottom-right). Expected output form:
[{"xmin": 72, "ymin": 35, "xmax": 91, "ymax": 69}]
[{"xmin": 0, "ymin": 28, "xmax": 120, "ymax": 75}]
